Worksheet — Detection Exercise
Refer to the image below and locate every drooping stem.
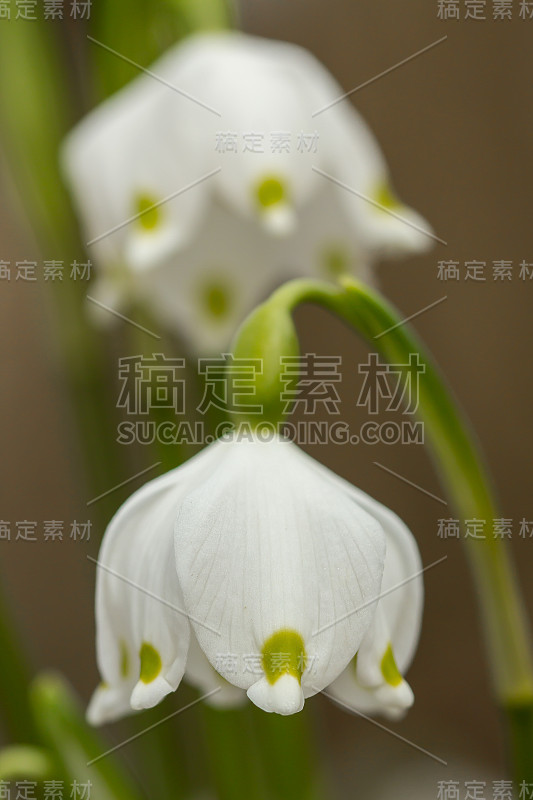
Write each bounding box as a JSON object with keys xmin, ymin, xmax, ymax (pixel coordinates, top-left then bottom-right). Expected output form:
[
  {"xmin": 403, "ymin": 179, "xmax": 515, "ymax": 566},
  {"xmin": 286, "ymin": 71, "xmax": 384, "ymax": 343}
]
[{"xmin": 237, "ymin": 276, "xmax": 533, "ymax": 786}]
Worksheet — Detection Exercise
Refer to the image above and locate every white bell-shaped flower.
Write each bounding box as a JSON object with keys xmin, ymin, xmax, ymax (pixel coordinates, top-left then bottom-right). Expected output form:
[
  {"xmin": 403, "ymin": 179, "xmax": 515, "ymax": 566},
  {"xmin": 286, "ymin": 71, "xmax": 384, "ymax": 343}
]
[
  {"xmin": 88, "ymin": 432, "xmax": 422, "ymax": 722},
  {"xmin": 62, "ymin": 32, "xmax": 433, "ymax": 352}
]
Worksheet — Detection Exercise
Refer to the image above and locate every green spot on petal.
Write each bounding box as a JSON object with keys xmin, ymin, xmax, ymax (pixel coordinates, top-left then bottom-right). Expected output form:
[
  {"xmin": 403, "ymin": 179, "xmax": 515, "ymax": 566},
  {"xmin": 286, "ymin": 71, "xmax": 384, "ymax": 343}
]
[
  {"xmin": 135, "ymin": 193, "xmax": 161, "ymax": 231},
  {"xmin": 374, "ymin": 183, "xmax": 400, "ymax": 212},
  {"xmin": 256, "ymin": 176, "xmax": 287, "ymax": 209},
  {"xmin": 120, "ymin": 640, "xmax": 129, "ymax": 679},
  {"xmin": 262, "ymin": 629, "xmax": 307, "ymax": 686},
  {"xmin": 201, "ymin": 279, "xmax": 233, "ymax": 320},
  {"xmin": 139, "ymin": 642, "xmax": 162, "ymax": 684},
  {"xmin": 381, "ymin": 644, "xmax": 402, "ymax": 687},
  {"xmin": 322, "ymin": 246, "xmax": 349, "ymax": 279}
]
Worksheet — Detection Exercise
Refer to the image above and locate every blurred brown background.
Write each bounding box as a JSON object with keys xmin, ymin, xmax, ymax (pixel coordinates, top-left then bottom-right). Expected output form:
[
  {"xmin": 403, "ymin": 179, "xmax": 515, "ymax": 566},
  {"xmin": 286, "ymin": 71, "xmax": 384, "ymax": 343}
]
[{"xmin": 1, "ymin": 0, "xmax": 532, "ymax": 796}]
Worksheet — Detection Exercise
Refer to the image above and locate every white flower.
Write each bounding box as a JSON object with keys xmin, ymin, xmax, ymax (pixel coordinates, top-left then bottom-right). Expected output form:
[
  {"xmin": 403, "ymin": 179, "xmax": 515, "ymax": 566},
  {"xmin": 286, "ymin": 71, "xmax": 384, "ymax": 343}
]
[
  {"xmin": 62, "ymin": 32, "xmax": 433, "ymax": 353},
  {"xmin": 88, "ymin": 432, "xmax": 422, "ymax": 722}
]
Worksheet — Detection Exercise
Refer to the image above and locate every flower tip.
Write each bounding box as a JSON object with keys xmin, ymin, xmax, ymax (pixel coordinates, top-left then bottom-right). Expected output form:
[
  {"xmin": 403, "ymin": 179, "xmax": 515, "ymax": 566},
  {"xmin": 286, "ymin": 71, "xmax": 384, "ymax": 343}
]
[
  {"xmin": 86, "ymin": 685, "xmax": 128, "ymax": 726},
  {"xmin": 130, "ymin": 675, "xmax": 174, "ymax": 711},
  {"xmin": 373, "ymin": 678, "xmax": 415, "ymax": 718},
  {"xmin": 125, "ymin": 227, "xmax": 184, "ymax": 273},
  {"xmin": 85, "ymin": 280, "xmax": 126, "ymax": 330},
  {"xmin": 86, "ymin": 696, "xmax": 105, "ymax": 727},
  {"xmin": 247, "ymin": 675, "xmax": 305, "ymax": 716},
  {"xmin": 381, "ymin": 209, "xmax": 435, "ymax": 257},
  {"xmin": 260, "ymin": 204, "xmax": 296, "ymax": 237}
]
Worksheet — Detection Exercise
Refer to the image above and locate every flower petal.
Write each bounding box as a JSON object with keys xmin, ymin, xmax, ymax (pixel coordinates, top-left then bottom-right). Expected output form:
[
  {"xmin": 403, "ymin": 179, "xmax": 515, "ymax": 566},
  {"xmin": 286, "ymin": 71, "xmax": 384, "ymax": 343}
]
[
  {"xmin": 247, "ymin": 674, "xmax": 304, "ymax": 716},
  {"xmin": 135, "ymin": 200, "xmax": 282, "ymax": 354},
  {"xmin": 326, "ymin": 103, "xmax": 434, "ymax": 258},
  {"xmin": 174, "ymin": 434, "xmax": 386, "ymax": 714},
  {"xmin": 61, "ymin": 67, "xmax": 209, "ymax": 272},
  {"xmin": 89, "ymin": 443, "xmax": 227, "ymax": 723},
  {"xmin": 324, "ymin": 482, "xmax": 423, "ymax": 719},
  {"xmin": 277, "ymin": 181, "xmax": 373, "ymax": 285},
  {"xmin": 184, "ymin": 632, "xmax": 247, "ymax": 709}
]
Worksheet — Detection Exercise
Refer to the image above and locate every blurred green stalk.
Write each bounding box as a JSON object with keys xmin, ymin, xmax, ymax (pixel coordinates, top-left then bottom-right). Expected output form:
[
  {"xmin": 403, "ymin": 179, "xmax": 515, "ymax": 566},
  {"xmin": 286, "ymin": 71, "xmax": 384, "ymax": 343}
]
[
  {"xmin": 31, "ymin": 674, "xmax": 144, "ymax": 800},
  {"xmin": 0, "ymin": 18, "xmax": 124, "ymax": 525},
  {"xmin": 89, "ymin": 0, "xmax": 234, "ymax": 98},
  {"xmin": 0, "ymin": 590, "xmax": 39, "ymax": 743}
]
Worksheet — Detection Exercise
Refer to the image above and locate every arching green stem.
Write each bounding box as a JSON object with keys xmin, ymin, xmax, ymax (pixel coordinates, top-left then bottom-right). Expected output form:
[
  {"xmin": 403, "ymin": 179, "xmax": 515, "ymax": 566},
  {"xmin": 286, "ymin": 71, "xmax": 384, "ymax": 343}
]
[{"xmin": 232, "ymin": 276, "xmax": 533, "ymax": 786}]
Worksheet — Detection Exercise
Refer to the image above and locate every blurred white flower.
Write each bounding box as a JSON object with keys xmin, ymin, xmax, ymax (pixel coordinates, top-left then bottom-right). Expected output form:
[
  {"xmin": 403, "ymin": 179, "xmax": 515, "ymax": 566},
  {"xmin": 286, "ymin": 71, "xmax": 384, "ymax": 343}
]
[
  {"xmin": 88, "ymin": 432, "xmax": 422, "ymax": 722},
  {"xmin": 63, "ymin": 32, "xmax": 433, "ymax": 352}
]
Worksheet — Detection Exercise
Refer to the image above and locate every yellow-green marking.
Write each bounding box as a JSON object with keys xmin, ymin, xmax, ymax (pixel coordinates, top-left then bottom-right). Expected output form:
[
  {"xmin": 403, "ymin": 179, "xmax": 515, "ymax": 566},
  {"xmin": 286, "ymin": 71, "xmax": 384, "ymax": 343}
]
[
  {"xmin": 135, "ymin": 193, "xmax": 161, "ymax": 231},
  {"xmin": 139, "ymin": 642, "xmax": 162, "ymax": 683},
  {"xmin": 262, "ymin": 629, "xmax": 307, "ymax": 685}
]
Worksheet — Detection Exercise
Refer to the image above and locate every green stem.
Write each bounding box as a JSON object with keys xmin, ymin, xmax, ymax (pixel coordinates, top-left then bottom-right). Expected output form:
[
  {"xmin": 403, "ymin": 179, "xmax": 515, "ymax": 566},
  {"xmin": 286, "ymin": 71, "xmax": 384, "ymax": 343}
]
[
  {"xmin": 248, "ymin": 276, "xmax": 533, "ymax": 786},
  {"xmin": 89, "ymin": 0, "xmax": 233, "ymax": 100},
  {"xmin": 0, "ymin": 590, "xmax": 39, "ymax": 743},
  {"xmin": 128, "ymin": 706, "xmax": 190, "ymax": 800},
  {"xmin": 201, "ymin": 706, "xmax": 267, "ymax": 800},
  {"xmin": 250, "ymin": 705, "xmax": 324, "ymax": 800}
]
